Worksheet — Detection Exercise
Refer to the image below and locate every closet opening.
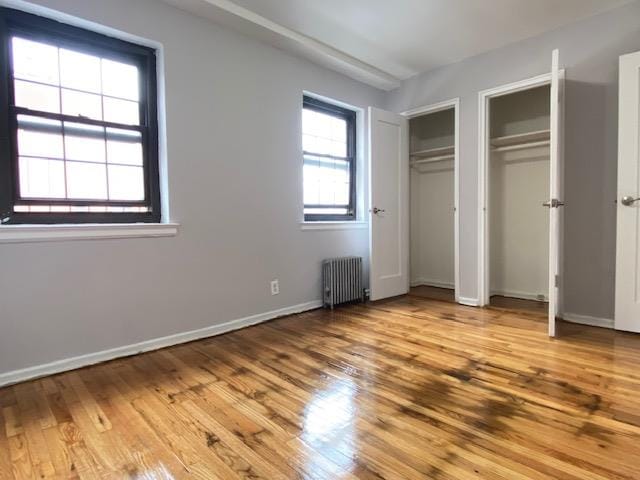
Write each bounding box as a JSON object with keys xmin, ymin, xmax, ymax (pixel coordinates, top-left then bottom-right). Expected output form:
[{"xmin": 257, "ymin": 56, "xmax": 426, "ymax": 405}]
[
  {"xmin": 486, "ymin": 84, "xmax": 551, "ymax": 314},
  {"xmin": 406, "ymin": 100, "xmax": 459, "ymax": 304}
]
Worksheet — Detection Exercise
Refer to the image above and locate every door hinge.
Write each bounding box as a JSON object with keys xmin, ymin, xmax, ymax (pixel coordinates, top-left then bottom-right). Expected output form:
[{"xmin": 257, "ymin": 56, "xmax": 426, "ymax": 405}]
[{"xmin": 555, "ymin": 275, "xmax": 560, "ymax": 288}]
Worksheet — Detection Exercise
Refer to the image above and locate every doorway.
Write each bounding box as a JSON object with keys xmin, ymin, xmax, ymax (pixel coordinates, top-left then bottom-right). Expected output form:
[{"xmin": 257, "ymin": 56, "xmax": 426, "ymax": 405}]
[
  {"xmin": 404, "ymin": 100, "xmax": 460, "ymax": 304},
  {"xmin": 478, "ymin": 54, "xmax": 564, "ymax": 336}
]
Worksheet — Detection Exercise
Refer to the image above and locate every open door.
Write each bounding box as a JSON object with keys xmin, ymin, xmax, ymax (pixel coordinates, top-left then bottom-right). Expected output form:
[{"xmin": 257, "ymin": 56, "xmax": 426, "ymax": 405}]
[
  {"xmin": 368, "ymin": 107, "xmax": 409, "ymax": 301},
  {"xmin": 615, "ymin": 51, "xmax": 640, "ymax": 332},
  {"xmin": 547, "ymin": 49, "xmax": 565, "ymax": 337}
]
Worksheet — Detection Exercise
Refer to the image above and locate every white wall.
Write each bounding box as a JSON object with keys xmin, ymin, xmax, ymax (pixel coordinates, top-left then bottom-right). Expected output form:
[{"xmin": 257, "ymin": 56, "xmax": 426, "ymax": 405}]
[
  {"xmin": 0, "ymin": 0, "xmax": 386, "ymax": 378},
  {"xmin": 410, "ymin": 167, "xmax": 455, "ymax": 288},
  {"xmin": 386, "ymin": 1, "xmax": 640, "ymax": 320},
  {"xmin": 490, "ymin": 147, "xmax": 550, "ymax": 300}
]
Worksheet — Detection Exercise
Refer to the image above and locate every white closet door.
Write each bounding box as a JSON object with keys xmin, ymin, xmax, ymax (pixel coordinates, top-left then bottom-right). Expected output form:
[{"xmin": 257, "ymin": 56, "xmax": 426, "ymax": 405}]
[
  {"xmin": 548, "ymin": 49, "xmax": 565, "ymax": 337},
  {"xmin": 615, "ymin": 50, "xmax": 640, "ymax": 332},
  {"xmin": 368, "ymin": 107, "xmax": 409, "ymax": 301}
]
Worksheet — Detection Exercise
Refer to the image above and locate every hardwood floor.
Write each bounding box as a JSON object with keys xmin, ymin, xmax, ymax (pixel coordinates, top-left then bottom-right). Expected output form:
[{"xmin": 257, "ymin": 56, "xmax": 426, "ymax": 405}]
[
  {"xmin": 409, "ymin": 285, "xmax": 456, "ymax": 303},
  {"xmin": 489, "ymin": 295, "xmax": 548, "ymax": 314},
  {"xmin": 2, "ymin": 296, "xmax": 640, "ymax": 479}
]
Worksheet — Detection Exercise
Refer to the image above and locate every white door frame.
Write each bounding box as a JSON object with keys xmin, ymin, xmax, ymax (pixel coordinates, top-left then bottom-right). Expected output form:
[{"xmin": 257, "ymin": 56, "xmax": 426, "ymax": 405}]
[
  {"xmin": 477, "ymin": 73, "xmax": 562, "ymax": 307},
  {"xmin": 401, "ymin": 98, "xmax": 461, "ymax": 303}
]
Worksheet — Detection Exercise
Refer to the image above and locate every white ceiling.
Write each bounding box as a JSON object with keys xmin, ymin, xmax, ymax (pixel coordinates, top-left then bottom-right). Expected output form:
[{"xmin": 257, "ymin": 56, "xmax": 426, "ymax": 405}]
[{"xmin": 161, "ymin": 0, "xmax": 633, "ymax": 90}]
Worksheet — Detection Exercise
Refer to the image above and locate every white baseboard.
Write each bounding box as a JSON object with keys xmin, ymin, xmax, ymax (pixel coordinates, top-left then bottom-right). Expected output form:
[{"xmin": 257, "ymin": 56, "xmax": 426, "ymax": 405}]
[
  {"xmin": 410, "ymin": 278, "xmax": 455, "ymax": 289},
  {"xmin": 490, "ymin": 290, "xmax": 547, "ymax": 302},
  {"xmin": 0, "ymin": 300, "xmax": 323, "ymax": 388},
  {"xmin": 458, "ymin": 297, "xmax": 480, "ymax": 307},
  {"xmin": 562, "ymin": 313, "xmax": 614, "ymax": 329}
]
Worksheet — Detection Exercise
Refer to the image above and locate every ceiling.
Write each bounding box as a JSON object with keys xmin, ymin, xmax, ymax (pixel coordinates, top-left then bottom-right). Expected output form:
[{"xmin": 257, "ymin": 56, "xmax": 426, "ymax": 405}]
[{"xmin": 161, "ymin": 0, "xmax": 633, "ymax": 90}]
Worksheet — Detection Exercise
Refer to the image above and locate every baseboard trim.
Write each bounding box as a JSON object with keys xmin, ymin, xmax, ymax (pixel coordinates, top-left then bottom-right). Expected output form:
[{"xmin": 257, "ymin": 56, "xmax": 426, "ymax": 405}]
[
  {"xmin": 562, "ymin": 313, "xmax": 614, "ymax": 329},
  {"xmin": 458, "ymin": 297, "xmax": 480, "ymax": 307},
  {"xmin": 0, "ymin": 300, "xmax": 323, "ymax": 388},
  {"xmin": 490, "ymin": 290, "xmax": 548, "ymax": 302},
  {"xmin": 410, "ymin": 278, "xmax": 455, "ymax": 289}
]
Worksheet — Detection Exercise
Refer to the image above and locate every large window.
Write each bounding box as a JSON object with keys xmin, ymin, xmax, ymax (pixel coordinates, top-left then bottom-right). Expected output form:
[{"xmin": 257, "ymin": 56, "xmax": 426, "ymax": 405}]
[
  {"xmin": 0, "ymin": 8, "xmax": 160, "ymax": 224},
  {"xmin": 303, "ymin": 95, "xmax": 356, "ymax": 221}
]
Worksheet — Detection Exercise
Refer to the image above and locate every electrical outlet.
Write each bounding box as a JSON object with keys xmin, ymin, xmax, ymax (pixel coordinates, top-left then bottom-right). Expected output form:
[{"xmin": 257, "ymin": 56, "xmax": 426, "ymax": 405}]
[{"xmin": 270, "ymin": 280, "xmax": 280, "ymax": 296}]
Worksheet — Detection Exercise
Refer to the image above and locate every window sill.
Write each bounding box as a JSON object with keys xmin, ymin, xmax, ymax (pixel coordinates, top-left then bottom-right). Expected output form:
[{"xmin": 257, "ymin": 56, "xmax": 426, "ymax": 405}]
[
  {"xmin": 300, "ymin": 221, "xmax": 368, "ymax": 231},
  {"xmin": 0, "ymin": 223, "xmax": 179, "ymax": 244}
]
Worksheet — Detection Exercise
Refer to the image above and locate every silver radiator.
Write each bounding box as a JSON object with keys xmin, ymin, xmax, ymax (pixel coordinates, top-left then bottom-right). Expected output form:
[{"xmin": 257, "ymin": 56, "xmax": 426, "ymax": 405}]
[{"xmin": 323, "ymin": 256, "xmax": 364, "ymax": 309}]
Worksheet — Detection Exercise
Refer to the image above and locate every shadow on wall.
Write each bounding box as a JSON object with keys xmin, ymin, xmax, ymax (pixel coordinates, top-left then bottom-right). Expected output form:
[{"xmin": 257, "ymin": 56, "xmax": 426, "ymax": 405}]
[{"xmin": 563, "ymin": 79, "xmax": 617, "ymax": 319}]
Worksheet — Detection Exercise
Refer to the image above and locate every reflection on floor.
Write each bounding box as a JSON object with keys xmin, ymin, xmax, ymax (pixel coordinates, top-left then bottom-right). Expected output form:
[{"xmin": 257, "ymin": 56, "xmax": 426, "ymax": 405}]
[
  {"xmin": 490, "ymin": 295, "xmax": 548, "ymax": 314},
  {"xmin": 410, "ymin": 285, "xmax": 456, "ymax": 303}
]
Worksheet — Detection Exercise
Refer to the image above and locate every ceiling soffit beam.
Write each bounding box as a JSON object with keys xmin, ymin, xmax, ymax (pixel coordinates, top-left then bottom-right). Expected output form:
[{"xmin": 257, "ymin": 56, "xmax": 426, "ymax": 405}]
[{"xmin": 165, "ymin": 0, "xmax": 400, "ymax": 91}]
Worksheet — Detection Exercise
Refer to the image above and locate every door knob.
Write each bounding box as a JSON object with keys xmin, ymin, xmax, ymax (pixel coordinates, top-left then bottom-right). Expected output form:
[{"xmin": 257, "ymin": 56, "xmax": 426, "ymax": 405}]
[
  {"xmin": 543, "ymin": 199, "xmax": 565, "ymax": 208},
  {"xmin": 621, "ymin": 196, "xmax": 640, "ymax": 206},
  {"xmin": 371, "ymin": 207, "xmax": 386, "ymax": 215}
]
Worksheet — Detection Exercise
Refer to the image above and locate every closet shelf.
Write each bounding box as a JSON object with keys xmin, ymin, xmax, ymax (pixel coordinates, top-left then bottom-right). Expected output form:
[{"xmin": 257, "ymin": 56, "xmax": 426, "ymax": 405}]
[
  {"xmin": 491, "ymin": 130, "xmax": 550, "ymax": 153},
  {"xmin": 410, "ymin": 145, "xmax": 455, "ymax": 159}
]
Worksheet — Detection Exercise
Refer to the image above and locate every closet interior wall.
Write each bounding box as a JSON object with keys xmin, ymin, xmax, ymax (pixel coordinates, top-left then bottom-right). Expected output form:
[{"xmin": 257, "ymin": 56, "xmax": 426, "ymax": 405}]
[
  {"xmin": 489, "ymin": 86, "xmax": 551, "ymax": 303},
  {"xmin": 410, "ymin": 108, "xmax": 455, "ymax": 291}
]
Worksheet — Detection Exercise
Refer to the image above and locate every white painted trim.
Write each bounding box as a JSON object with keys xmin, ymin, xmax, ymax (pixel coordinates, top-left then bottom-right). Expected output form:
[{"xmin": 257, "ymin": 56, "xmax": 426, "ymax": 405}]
[
  {"xmin": 458, "ymin": 297, "xmax": 480, "ymax": 307},
  {"xmin": 0, "ymin": 300, "xmax": 323, "ymax": 387},
  {"xmin": 477, "ymin": 73, "xmax": 562, "ymax": 308},
  {"xmin": 410, "ymin": 278, "xmax": 455, "ymax": 289},
  {"xmin": 0, "ymin": 223, "xmax": 179, "ymax": 244},
  {"xmin": 300, "ymin": 221, "xmax": 367, "ymax": 231},
  {"xmin": 401, "ymin": 98, "xmax": 461, "ymax": 304},
  {"xmin": 563, "ymin": 313, "xmax": 614, "ymax": 329}
]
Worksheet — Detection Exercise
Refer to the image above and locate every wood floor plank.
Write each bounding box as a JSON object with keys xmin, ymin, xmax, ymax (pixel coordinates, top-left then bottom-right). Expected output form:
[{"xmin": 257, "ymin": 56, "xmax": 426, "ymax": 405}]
[{"xmin": 2, "ymin": 296, "xmax": 640, "ymax": 479}]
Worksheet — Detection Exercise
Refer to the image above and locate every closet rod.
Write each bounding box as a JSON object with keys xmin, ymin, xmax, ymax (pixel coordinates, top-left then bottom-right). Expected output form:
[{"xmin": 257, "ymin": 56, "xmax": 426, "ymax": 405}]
[
  {"xmin": 410, "ymin": 154, "xmax": 455, "ymax": 166},
  {"xmin": 492, "ymin": 140, "xmax": 550, "ymax": 153}
]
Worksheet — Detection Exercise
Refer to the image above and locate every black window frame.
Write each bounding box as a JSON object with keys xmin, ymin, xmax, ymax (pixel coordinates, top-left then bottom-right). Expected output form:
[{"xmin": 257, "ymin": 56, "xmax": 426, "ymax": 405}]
[
  {"xmin": 303, "ymin": 95, "xmax": 357, "ymax": 222},
  {"xmin": 0, "ymin": 7, "xmax": 161, "ymax": 224}
]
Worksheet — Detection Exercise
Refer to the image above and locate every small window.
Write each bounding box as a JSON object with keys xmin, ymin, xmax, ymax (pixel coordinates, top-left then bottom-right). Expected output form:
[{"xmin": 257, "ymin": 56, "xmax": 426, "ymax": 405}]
[
  {"xmin": 0, "ymin": 8, "xmax": 160, "ymax": 224},
  {"xmin": 302, "ymin": 95, "xmax": 356, "ymax": 221}
]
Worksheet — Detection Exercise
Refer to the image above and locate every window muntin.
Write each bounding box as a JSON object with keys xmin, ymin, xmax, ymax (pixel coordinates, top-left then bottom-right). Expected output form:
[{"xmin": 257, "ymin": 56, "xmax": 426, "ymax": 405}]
[
  {"xmin": 303, "ymin": 96, "xmax": 356, "ymax": 221},
  {"xmin": 0, "ymin": 8, "xmax": 160, "ymax": 223}
]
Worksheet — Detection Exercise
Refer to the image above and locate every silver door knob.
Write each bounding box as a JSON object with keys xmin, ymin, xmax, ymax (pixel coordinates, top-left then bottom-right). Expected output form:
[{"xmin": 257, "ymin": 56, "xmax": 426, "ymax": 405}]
[
  {"xmin": 371, "ymin": 207, "xmax": 386, "ymax": 215},
  {"xmin": 543, "ymin": 199, "xmax": 565, "ymax": 208},
  {"xmin": 621, "ymin": 196, "xmax": 640, "ymax": 206}
]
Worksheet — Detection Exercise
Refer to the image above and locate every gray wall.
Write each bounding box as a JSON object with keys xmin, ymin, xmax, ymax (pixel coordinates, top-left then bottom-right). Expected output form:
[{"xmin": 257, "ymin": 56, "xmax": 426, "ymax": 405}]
[
  {"xmin": 0, "ymin": 0, "xmax": 385, "ymax": 375},
  {"xmin": 387, "ymin": 1, "xmax": 640, "ymax": 320}
]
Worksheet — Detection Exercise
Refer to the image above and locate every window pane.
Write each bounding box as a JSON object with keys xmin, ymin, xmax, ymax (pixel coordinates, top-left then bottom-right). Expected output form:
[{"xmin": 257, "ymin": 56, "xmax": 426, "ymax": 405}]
[
  {"xmin": 12, "ymin": 37, "xmax": 59, "ymax": 85},
  {"xmin": 329, "ymin": 140, "xmax": 347, "ymax": 158},
  {"xmin": 18, "ymin": 157, "xmax": 65, "ymax": 199},
  {"xmin": 304, "ymin": 207, "xmax": 349, "ymax": 216},
  {"xmin": 14, "ymin": 80, "xmax": 60, "ymax": 113},
  {"xmin": 107, "ymin": 165, "xmax": 144, "ymax": 200},
  {"xmin": 64, "ymin": 123, "xmax": 105, "ymax": 163},
  {"xmin": 302, "ymin": 108, "xmax": 348, "ymax": 157},
  {"xmin": 61, "ymin": 89, "xmax": 103, "ymax": 120},
  {"xmin": 103, "ymin": 97, "xmax": 139, "ymax": 125},
  {"xmin": 303, "ymin": 156, "xmax": 321, "ymax": 205},
  {"xmin": 66, "ymin": 162, "xmax": 107, "ymax": 200},
  {"xmin": 102, "ymin": 59, "xmax": 139, "ymax": 101},
  {"xmin": 303, "ymin": 154, "xmax": 350, "ymax": 206},
  {"xmin": 59, "ymin": 49, "xmax": 101, "ymax": 93},
  {"xmin": 17, "ymin": 115, "xmax": 63, "ymax": 159},
  {"xmin": 106, "ymin": 128, "xmax": 143, "ymax": 166}
]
